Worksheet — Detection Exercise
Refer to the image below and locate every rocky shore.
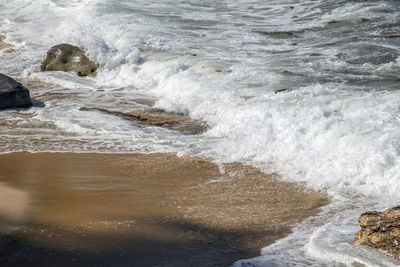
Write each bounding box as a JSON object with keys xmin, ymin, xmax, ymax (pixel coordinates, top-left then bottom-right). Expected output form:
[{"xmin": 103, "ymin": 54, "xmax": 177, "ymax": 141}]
[{"xmin": 0, "ymin": 41, "xmax": 329, "ymax": 266}]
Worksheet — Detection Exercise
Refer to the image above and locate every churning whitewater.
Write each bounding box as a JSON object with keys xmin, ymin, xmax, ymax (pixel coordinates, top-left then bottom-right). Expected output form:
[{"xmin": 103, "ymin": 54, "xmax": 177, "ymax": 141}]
[{"xmin": 1, "ymin": 0, "xmax": 400, "ymax": 265}]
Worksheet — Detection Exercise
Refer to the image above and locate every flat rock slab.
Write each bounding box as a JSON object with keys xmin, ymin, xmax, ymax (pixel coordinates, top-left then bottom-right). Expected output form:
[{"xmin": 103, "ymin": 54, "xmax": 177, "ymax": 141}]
[
  {"xmin": 81, "ymin": 107, "xmax": 208, "ymax": 134},
  {"xmin": 0, "ymin": 74, "xmax": 32, "ymax": 110}
]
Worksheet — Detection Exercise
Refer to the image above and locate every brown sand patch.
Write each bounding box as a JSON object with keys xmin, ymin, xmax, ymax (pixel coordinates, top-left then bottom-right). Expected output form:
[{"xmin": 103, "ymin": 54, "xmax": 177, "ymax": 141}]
[
  {"xmin": 171, "ymin": 162, "xmax": 324, "ymax": 227},
  {"xmin": 0, "ymin": 153, "xmax": 327, "ymax": 266}
]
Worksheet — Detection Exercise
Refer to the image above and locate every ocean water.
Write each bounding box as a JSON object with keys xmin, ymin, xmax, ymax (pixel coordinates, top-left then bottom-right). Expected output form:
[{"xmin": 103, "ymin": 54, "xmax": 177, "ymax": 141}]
[{"xmin": 1, "ymin": 0, "xmax": 400, "ymax": 265}]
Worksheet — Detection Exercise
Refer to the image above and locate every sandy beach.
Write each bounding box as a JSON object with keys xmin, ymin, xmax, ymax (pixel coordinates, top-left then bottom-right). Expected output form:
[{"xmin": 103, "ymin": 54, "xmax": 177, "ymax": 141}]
[{"xmin": 0, "ymin": 152, "xmax": 327, "ymax": 266}]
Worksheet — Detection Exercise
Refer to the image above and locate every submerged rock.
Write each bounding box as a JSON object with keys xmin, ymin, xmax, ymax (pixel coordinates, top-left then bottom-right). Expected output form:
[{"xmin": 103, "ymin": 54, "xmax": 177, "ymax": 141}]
[
  {"xmin": 80, "ymin": 107, "xmax": 208, "ymax": 135},
  {"xmin": 0, "ymin": 74, "xmax": 32, "ymax": 109},
  {"xmin": 354, "ymin": 206, "xmax": 400, "ymax": 259},
  {"xmin": 274, "ymin": 88, "xmax": 289, "ymax": 94},
  {"xmin": 41, "ymin": 44, "xmax": 98, "ymax": 76}
]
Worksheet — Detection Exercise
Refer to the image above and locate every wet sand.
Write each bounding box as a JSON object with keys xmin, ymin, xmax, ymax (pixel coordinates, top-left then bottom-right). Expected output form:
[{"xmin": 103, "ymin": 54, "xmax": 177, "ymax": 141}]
[{"xmin": 0, "ymin": 152, "xmax": 327, "ymax": 266}]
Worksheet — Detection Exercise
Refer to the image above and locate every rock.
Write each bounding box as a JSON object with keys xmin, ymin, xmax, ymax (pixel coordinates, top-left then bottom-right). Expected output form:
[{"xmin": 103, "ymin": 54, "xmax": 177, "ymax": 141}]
[
  {"xmin": 358, "ymin": 211, "xmax": 383, "ymax": 230},
  {"xmin": 254, "ymin": 30, "xmax": 295, "ymax": 38},
  {"xmin": 0, "ymin": 74, "xmax": 33, "ymax": 109},
  {"xmin": 80, "ymin": 107, "xmax": 208, "ymax": 135},
  {"xmin": 328, "ymin": 20, "xmax": 339, "ymax": 24},
  {"xmin": 354, "ymin": 206, "xmax": 400, "ymax": 259},
  {"xmin": 41, "ymin": 44, "xmax": 98, "ymax": 76},
  {"xmin": 274, "ymin": 88, "xmax": 289, "ymax": 94}
]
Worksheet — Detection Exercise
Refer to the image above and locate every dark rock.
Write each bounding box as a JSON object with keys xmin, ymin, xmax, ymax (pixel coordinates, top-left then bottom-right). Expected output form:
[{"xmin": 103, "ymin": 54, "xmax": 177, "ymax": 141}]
[
  {"xmin": 354, "ymin": 206, "xmax": 400, "ymax": 259},
  {"xmin": 255, "ymin": 31, "xmax": 295, "ymax": 39},
  {"xmin": 32, "ymin": 99, "xmax": 46, "ymax": 108},
  {"xmin": 328, "ymin": 20, "xmax": 339, "ymax": 24},
  {"xmin": 41, "ymin": 44, "xmax": 98, "ymax": 76},
  {"xmin": 215, "ymin": 69, "xmax": 232, "ymax": 73},
  {"xmin": 384, "ymin": 35, "xmax": 400, "ymax": 39},
  {"xmin": 0, "ymin": 74, "xmax": 32, "ymax": 110},
  {"xmin": 274, "ymin": 88, "xmax": 289, "ymax": 94}
]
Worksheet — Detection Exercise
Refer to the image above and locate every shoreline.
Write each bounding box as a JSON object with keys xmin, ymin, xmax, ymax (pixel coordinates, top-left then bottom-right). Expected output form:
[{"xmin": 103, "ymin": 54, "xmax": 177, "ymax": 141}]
[{"xmin": 0, "ymin": 152, "xmax": 327, "ymax": 266}]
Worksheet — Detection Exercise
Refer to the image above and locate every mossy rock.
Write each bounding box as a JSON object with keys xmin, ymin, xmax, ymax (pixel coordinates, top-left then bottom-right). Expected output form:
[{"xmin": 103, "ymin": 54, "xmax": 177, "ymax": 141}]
[{"xmin": 41, "ymin": 44, "xmax": 98, "ymax": 76}]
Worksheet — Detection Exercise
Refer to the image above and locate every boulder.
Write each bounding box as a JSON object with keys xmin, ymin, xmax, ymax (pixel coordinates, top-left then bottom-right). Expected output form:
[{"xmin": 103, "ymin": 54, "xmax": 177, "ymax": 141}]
[
  {"xmin": 41, "ymin": 44, "xmax": 98, "ymax": 76},
  {"xmin": 354, "ymin": 206, "xmax": 400, "ymax": 259},
  {"xmin": 0, "ymin": 74, "xmax": 32, "ymax": 109}
]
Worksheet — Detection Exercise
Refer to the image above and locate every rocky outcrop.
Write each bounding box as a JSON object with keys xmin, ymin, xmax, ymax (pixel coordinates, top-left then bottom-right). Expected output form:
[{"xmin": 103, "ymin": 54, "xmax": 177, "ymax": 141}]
[
  {"xmin": 354, "ymin": 206, "xmax": 400, "ymax": 259},
  {"xmin": 41, "ymin": 44, "xmax": 98, "ymax": 76},
  {"xmin": 0, "ymin": 74, "xmax": 32, "ymax": 109}
]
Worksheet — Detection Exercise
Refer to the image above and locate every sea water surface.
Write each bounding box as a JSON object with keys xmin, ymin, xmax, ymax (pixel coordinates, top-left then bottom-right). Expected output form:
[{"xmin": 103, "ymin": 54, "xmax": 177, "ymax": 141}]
[{"xmin": 1, "ymin": 0, "xmax": 400, "ymax": 265}]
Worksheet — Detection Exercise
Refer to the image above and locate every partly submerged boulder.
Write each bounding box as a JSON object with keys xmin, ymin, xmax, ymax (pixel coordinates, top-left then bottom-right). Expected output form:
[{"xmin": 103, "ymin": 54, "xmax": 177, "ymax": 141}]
[
  {"xmin": 354, "ymin": 206, "xmax": 400, "ymax": 259},
  {"xmin": 0, "ymin": 74, "xmax": 32, "ymax": 109},
  {"xmin": 80, "ymin": 107, "xmax": 208, "ymax": 135},
  {"xmin": 41, "ymin": 44, "xmax": 98, "ymax": 76}
]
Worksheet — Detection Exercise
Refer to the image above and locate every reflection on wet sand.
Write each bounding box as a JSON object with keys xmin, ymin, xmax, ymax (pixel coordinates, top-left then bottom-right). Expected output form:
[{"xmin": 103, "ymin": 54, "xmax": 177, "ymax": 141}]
[
  {"xmin": 0, "ymin": 152, "xmax": 327, "ymax": 266},
  {"xmin": 0, "ymin": 183, "xmax": 30, "ymax": 233}
]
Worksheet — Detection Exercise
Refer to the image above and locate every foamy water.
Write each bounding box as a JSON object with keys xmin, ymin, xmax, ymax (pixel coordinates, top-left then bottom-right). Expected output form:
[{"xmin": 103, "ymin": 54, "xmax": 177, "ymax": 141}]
[{"xmin": 1, "ymin": 0, "xmax": 400, "ymax": 265}]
